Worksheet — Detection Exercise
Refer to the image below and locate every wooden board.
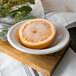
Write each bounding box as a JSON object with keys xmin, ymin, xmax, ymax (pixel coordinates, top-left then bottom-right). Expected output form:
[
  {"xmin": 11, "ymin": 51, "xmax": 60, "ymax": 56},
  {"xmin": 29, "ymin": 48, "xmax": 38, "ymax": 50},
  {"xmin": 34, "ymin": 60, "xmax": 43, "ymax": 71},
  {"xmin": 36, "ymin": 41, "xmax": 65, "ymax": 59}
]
[{"xmin": 0, "ymin": 39, "xmax": 71, "ymax": 76}]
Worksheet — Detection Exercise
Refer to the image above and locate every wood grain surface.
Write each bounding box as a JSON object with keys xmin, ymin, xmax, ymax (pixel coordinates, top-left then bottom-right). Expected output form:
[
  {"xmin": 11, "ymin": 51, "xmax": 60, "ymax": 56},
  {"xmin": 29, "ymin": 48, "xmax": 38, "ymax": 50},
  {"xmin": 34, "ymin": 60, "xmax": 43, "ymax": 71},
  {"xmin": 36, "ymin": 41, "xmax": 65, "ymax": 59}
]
[{"xmin": 0, "ymin": 39, "xmax": 71, "ymax": 76}]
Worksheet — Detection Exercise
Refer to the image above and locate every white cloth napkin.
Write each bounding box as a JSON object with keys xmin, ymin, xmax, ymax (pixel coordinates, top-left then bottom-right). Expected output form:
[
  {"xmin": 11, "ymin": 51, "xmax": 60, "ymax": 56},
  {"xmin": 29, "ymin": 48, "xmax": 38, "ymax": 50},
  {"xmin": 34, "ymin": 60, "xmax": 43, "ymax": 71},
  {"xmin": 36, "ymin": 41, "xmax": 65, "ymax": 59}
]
[
  {"xmin": 0, "ymin": 0, "xmax": 76, "ymax": 76},
  {"xmin": 46, "ymin": 12, "xmax": 76, "ymax": 27}
]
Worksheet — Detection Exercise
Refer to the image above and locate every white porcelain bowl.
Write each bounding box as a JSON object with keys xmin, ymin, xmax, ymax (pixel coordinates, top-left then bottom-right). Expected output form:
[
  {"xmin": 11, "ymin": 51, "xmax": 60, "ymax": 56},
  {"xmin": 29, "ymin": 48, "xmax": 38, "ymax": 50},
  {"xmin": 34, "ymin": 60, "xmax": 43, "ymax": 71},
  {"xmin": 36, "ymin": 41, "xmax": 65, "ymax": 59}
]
[{"xmin": 7, "ymin": 20, "xmax": 70, "ymax": 55}]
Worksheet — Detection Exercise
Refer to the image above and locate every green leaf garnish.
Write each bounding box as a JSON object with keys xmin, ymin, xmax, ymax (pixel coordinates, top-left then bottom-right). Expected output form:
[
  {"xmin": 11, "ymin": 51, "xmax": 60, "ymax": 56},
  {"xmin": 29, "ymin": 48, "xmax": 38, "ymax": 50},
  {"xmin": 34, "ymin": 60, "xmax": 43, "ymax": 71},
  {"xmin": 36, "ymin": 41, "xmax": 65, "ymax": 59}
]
[
  {"xmin": 10, "ymin": 6, "xmax": 32, "ymax": 17},
  {"xmin": 18, "ymin": 6, "xmax": 32, "ymax": 14},
  {"xmin": 23, "ymin": 15, "xmax": 37, "ymax": 20},
  {"xmin": 10, "ymin": 10, "xmax": 19, "ymax": 14},
  {"xmin": 28, "ymin": 0, "xmax": 35, "ymax": 4}
]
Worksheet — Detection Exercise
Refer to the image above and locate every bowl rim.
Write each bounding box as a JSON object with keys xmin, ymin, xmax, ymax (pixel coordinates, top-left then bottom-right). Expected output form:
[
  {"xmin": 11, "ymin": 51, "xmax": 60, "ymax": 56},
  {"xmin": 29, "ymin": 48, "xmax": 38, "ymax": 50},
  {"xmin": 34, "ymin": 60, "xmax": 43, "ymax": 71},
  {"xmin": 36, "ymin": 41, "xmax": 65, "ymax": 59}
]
[{"xmin": 7, "ymin": 20, "xmax": 70, "ymax": 55}]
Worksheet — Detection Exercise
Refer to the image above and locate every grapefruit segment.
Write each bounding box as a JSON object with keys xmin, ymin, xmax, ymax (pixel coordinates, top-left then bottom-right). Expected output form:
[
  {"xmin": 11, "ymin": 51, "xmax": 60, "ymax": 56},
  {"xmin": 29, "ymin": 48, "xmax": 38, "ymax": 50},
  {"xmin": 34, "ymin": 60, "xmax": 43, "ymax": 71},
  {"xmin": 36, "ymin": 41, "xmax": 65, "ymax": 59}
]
[{"xmin": 18, "ymin": 18, "xmax": 56, "ymax": 49}]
